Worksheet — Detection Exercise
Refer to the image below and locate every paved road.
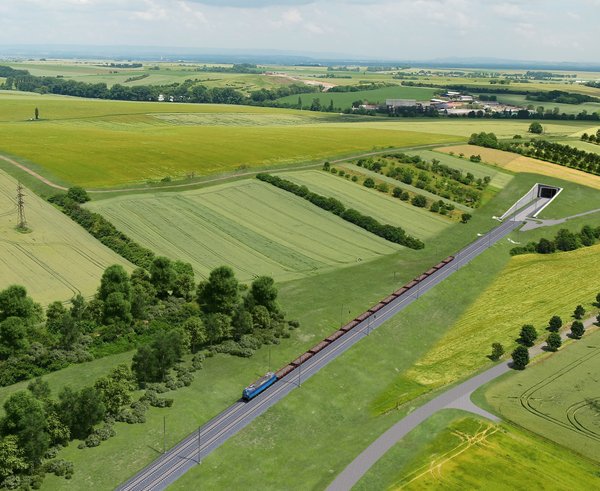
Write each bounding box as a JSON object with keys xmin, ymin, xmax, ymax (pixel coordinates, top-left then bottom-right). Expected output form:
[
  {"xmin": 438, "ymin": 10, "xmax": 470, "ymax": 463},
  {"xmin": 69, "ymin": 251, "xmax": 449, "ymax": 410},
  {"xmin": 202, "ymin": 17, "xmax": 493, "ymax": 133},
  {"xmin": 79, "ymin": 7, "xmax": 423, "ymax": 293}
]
[
  {"xmin": 118, "ymin": 198, "xmax": 546, "ymax": 491},
  {"xmin": 327, "ymin": 315, "xmax": 599, "ymax": 491},
  {"xmin": 522, "ymin": 207, "xmax": 600, "ymax": 231}
]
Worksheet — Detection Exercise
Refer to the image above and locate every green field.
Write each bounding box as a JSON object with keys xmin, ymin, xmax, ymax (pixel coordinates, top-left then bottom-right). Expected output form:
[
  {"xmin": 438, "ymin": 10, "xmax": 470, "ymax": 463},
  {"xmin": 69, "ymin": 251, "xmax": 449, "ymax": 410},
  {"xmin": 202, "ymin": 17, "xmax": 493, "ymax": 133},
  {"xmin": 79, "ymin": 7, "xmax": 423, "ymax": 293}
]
[
  {"xmin": 281, "ymin": 170, "xmax": 452, "ymax": 238},
  {"xmin": 277, "ymin": 85, "xmax": 438, "ymax": 108},
  {"xmin": 0, "ymin": 169, "xmax": 131, "ymax": 303},
  {"xmin": 480, "ymin": 329, "xmax": 600, "ymax": 462},
  {"xmin": 354, "ymin": 411, "xmax": 600, "ymax": 491},
  {"xmin": 86, "ymin": 179, "xmax": 402, "ymax": 282},
  {"xmin": 559, "ymin": 139, "xmax": 600, "ymax": 154},
  {"xmin": 0, "ymin": 93, "xmax": 464, "ymax": 188}
]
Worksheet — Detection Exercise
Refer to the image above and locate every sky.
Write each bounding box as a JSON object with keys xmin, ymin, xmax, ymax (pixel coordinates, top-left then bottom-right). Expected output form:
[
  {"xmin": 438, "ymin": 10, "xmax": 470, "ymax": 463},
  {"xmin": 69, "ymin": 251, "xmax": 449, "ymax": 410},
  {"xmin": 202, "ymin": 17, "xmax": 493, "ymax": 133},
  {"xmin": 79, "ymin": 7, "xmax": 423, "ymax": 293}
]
[{"xmin": 0, "ymin": 0, "xmax": 599, "ymax": 62}]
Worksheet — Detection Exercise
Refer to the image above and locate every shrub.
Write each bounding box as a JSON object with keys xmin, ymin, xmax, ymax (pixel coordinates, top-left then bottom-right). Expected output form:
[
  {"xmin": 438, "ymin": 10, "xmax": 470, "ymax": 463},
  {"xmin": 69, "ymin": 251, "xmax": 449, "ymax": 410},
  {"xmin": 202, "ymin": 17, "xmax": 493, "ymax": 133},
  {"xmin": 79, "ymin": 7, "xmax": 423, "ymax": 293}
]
[
  {"xmin": 376, "ymin": 182, "xmax": 389, "ymax": 193},
  {"xmin": 411, "ymin": 195, "xmax": 427, "ymax": 208},
  {"xmin": 460, "ymin": 213, "xmax": 472, "ymax": 224},
  {"xmin": 363, "ymin": 177, "xmax": 375, "ymax": 188},
  {"xmin": 490, "ymin": 342, "xmax": 504, "ymax": 361}
]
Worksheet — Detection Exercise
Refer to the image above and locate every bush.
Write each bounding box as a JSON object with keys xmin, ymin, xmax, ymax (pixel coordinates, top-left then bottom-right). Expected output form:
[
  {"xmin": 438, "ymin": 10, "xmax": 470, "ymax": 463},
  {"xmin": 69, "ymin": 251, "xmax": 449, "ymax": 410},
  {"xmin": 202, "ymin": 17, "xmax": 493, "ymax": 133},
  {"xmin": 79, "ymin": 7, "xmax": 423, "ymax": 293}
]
[
  {"xmin": 351, "ymin": 175, "xmax": 358, "ymax": 182},
  {"xmin": 411, "ymin": 195, "xmax": 427, "ymax": 208},
  {"xmin": 460, "ymin": 213, "xmax": 472, "ymax": 224},
  {"xmin": 376, "ymin": 182, "xmax": 389, "ymax": 193},
  {"xmin": 363, "ymin": 177, "xmax": 375, "ymax": 188},
  {"xmin": 490, "ymin": 342, "xmax": 504, "ymax": 361},
  {"xmin": 44, "ymin": 459, "xmax": 74, "ymax": 479}
]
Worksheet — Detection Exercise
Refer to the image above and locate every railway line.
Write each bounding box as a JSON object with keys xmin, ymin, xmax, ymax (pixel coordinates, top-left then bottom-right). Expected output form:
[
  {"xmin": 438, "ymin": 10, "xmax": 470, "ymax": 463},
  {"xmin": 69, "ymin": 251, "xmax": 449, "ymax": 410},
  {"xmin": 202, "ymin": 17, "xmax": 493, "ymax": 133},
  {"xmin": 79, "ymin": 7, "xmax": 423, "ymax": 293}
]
[{"xmin": 118, "ymin": 197, "xmax": 548, "ymax": 491}]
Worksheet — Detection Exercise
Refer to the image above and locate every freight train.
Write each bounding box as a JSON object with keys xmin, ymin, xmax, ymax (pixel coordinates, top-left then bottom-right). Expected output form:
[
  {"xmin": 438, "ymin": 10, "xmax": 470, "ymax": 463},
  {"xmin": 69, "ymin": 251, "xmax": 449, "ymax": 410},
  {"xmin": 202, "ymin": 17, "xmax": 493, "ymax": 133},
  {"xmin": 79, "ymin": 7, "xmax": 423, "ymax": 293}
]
[{"xmin": 242, "ymin": 256, "xmax": 455, "ymax": 401}]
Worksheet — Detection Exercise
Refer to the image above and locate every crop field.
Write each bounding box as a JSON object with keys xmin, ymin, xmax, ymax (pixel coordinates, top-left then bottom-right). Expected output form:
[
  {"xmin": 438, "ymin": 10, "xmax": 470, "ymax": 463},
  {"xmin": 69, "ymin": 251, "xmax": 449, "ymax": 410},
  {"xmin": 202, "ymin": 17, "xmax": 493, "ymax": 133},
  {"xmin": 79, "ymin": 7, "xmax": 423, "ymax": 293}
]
[
  {"xmin": 280, "ymin": 170, "xmax": 452, "ymax": 238},
  {"xmin": 437, "ymin": 144, "xmax": 600, "ymax": 190},
  {"xmin": 354, "ymin": 411, "xmax": 600, "ymax": 491},
  {"xmin": 0, "ymin": 93, "xmax": 462, "ymax": 188},
  {"xmin": 87, "ymin": 179, "xmax": 402, "ymax": 282},
  {"xmin": 407, "ymin": 243, "xmax": 600, "ymax": 390},
  {"xmin": 276, "ymin": 85, "xmax": 438, "ymax": 108},
  {"xmin": 0, "ymin": 170, "xmax": 130, "ymax": 303},
  {"xmin": 482, "ymin": 329, "xmax": 600, "ymax": 462}
]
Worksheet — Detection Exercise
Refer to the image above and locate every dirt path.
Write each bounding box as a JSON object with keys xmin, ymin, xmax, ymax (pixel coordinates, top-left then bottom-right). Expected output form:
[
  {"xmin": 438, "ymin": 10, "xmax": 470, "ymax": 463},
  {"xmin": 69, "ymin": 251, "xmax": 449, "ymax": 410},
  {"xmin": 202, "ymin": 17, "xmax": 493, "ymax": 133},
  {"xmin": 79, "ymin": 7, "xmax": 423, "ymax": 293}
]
[
  {"xmin": 0, "ymin": 143, "xmax": 445, "ymax": 195},
  {"xmin": 0, "ymin": 155, "xmax": 67, "ymax": 191}
]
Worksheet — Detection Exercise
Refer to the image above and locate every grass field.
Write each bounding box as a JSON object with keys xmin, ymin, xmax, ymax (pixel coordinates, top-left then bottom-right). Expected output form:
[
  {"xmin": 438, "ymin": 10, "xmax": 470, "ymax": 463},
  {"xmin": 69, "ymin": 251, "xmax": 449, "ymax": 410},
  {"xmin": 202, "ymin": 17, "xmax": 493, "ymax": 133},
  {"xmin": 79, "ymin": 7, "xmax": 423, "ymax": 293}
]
[
  {"xmin": 0, "ymin": 93, "xmax": 464, "ymax": 188},
  {"xmin": 437, "ymin": 144, "xmax": 600, "ymax": 191},
  {"xmin": 480, "ymin": 329, "xmax": 600, "ymax": 462},
  {"xmin": 559, "ymin": 139, "xmax": 600, "ymax": 154},
  {"xmin": 353, "ymin": 410, "xmax": 600, "ymax": 491},
  {"xmin": 277, "ymin": 85, "xmax": 438, "ymax": 108},
  {"xmin": 280, "ymin": 170, "xmax": 452, "ymax": 238},
  {"xmin": 86, "ymin": 179, "xmax": 402, "ymax": 283},
  {"xmin": 0, "ymin": 169, "xmax": 130, "ymax": 303}
]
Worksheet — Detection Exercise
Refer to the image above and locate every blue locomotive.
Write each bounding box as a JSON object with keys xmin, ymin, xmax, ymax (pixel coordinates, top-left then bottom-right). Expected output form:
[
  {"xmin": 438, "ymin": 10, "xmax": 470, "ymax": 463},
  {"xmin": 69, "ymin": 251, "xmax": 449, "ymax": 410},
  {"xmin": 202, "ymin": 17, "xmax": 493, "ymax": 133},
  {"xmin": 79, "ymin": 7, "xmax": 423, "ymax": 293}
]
[{"xmin": 242, "ymin": 372, "xmax": 277, "ymax": 401}]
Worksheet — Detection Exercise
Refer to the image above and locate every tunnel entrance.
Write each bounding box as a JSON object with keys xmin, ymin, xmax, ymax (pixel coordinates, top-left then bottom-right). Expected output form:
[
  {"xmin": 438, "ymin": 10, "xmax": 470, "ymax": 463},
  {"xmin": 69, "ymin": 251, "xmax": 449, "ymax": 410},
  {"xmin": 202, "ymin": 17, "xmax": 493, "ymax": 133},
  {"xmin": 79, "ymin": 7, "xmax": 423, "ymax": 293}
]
[{"xmin": 538, "ymin": 185, "xmax": 560, "ymax": 199}]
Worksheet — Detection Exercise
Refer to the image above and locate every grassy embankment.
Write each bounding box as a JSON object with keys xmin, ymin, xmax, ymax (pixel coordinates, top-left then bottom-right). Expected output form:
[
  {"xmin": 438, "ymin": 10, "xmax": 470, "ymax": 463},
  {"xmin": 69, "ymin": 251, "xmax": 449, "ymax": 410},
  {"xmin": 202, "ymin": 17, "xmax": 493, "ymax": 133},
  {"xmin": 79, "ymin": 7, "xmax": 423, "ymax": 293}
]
[
  {"xmin": 353, "ymin": 410, "xmax": 600, "ymax": 491},
  {"xmin": 0, "ymin": 169, "xmax": 131, "ymax": 303},
  {"xmin": 476, "ymin": 329, "xmax": 600, "ymax": 462}
]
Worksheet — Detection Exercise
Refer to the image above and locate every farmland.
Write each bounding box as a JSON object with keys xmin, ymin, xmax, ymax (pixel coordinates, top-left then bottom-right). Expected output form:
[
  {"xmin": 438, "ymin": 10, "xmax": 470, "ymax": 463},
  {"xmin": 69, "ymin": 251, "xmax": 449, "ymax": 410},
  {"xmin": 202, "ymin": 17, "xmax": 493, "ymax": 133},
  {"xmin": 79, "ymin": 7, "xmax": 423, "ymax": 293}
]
[
  {"xmin": 281, "ymin": 170, "xmax": 452, "ymax": 239},
  {"xmin": 437, "ymin": 144, "xmax": 600, "ymax": 191},
  {"xmin": 406, "ymin": 241, "xmax": 600, "ymax": 390},
  {"xmin": 0, "ymin": 169, "xmax": 130, "ymax": 303},
  {"xmin": 481, "ymin": 329, "xmax": 600, "ymax": 462},
  {"xmin": 353, "ymin": 411, "xmax": 600, "ymax": 491},
  {"xmin": 477, "ymin": 92, "xmax": 600, "ymax": 115},
  {"xmin": 86, "ymin": 179, "xmax": 403, "ymax": 282},
  {"xmin": 0, "ymin": 93, "xmax": 463, "ymax": 188}
]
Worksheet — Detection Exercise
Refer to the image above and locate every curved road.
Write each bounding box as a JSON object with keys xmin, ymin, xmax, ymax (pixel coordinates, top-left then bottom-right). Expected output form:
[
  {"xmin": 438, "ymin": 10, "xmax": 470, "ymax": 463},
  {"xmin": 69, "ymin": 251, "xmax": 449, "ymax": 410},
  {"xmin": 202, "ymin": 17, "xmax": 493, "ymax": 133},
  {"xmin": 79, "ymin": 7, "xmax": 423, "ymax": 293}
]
[
  {"xmin": 118, "ymin": 197, "xmax": 548, "ymax": 491},
  {"xmin": 327, "ymin": 315, "xmax": 598, "ymax": 491}
]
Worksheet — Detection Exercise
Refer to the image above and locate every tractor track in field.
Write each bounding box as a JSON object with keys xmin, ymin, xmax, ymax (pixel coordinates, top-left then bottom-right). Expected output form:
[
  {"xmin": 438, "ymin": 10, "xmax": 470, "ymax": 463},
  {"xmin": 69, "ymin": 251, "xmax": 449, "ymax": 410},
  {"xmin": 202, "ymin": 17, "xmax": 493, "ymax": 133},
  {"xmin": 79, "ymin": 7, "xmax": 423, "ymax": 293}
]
[{"xmin": 0, "ymin": 143, "xmax": 449, "ymax": 195}]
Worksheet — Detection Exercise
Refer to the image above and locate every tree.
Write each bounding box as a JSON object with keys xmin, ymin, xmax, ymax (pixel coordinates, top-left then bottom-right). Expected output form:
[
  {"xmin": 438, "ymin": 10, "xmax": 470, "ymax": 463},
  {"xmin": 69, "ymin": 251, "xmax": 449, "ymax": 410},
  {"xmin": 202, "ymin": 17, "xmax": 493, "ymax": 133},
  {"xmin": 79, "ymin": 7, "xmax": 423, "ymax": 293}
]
[
  {"xmin": 310, "ymin": 98, "xmax": 322, "ymax": 111},
  {"xmin": 1, "ymin": 391, "xmax": 49, "ymax": 466},
  {"xmin": 518, "ymin": 324, "xmax": 538, "ymax": 347},
  {"xmin": 536, "ymin": 238, "xmax": 555, "ymax": 254},
  {"xmin": 596, "ymin": 292, "xmax": 600, "ymax": 307},
  {"xmin": 150, "ymin": 256, "xmax": 176, "ymax": 299},
  {"xmin": 98, "ymin": 265, "xmax": 131, "ymax": 302},
  {"xmin": 57, "ymin": 313, "xmax": 81, "ymax": 349},
  {"xmin": 232, "ymin": 307, "xmax": 254, "ymax": 341},
  {"xmin": 172, "ymin": 261, "xmax": 195, "ymax": 301},
  {"xmin": 58, "ymin": 386, "xmax": 105, "ymax": 440},
  {"xmin": 511, "ymin": 346, "xmax": 529, "ymax": 370},
  {"xmin": 131, "ymin": 330, "xmax": 185, "ymax": 385},
  {"xmin": 45, "ymin": 301, "xmax": 67, "ymax": 334},
  {"xmin": 546, "ymin": 332, "xmax": 562, "ymax": 352},
  {"xmin": 251, "ymin": 305, "xmax": 271, "ymax": 330},
  {"xmin": 0, "ymin": 435, "xmax": 28, "ymax": 482},
  {"xmin": 490, "ymin": 342, "xmax": 504, "ymax": 361},
  {"xmin": 204, "ymin": 313, "xmax": 232, "ymax": 345},
  {"xmin": 0, "ymin": 317, "xmax": 29, "ymax": 357},
  {"xmin": 554, "ymin": 229, "xmax": 579, "ymax": 252},
  {"xmin": 131, "ymin": 345, "xmax": 157, "ymax": 385},
  {"xmin": 94, "ymin": 365, "xmax": 134, "ymax": 416},
  {"xmin": 548, "ymin": 315, "xmax": 562, "ymax": 332},
  {"xmin": 570, "ymin": 320, "xmax": 585, "ymax": 339},
  {"xmin": 573, "ymin": 304, "xmax": 585, "ymax": 319},
  {"xmin": 66, "ymin": 186, "xmax": 90, "ymax": 203},
  {"xmin": 246, "ymin": 276, "xmax": 278, "ymax": 313},
  {"xmin": 27, "ymin": 378, "xmax": 51, "ymax": 400},
  {"xmin": 460, "ymin": 213, "xmax": 472, "ymax": 224},
  {"xmin": 182, "ymin": 317, "xmax": 206, "ymax": 353},
  {"xmin": 34, "ymin": 107, "xmax": 39, "ymax": 120},
  {"xmin": 0, "ymin": 285, "xmax": 38, "ymax": 322},
  {"xmin": 197, "ymin": 266, "xmax": 240, "ymax": 316},
  {"xmin": 103, "ymin": 292, "xmax": 132, "ymax": 325},
  {"xmin": 528, "ymin": 122, "xmax": 543, "ymax": 134}
]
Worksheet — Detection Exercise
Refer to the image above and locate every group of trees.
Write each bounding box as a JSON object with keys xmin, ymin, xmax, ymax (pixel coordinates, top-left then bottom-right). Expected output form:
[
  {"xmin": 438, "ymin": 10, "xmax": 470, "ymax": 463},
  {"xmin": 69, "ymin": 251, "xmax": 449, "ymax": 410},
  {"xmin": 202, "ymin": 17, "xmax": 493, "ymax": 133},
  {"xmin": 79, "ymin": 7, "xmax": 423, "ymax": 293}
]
[
  {"xmin": 510, "ymin": 225, "xmax": 600, "ymax": 256},
  {"xmin": 356, "ymin": 153, "xmax": 489, "ymax": 208},
  {"xmin": 490, "ymin": 300, "xmax": 596, "ymax": 370},
  {"xmin": 469, "ymin": 132, "xmax": 600, "ymax": 176},
  {"xmin": 580, "ymin": 129, "xmax": 600, "ymax": 145},
  {"xmin": 256, "ymin": 173, "xmax": 424, "ymax": 249}
]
